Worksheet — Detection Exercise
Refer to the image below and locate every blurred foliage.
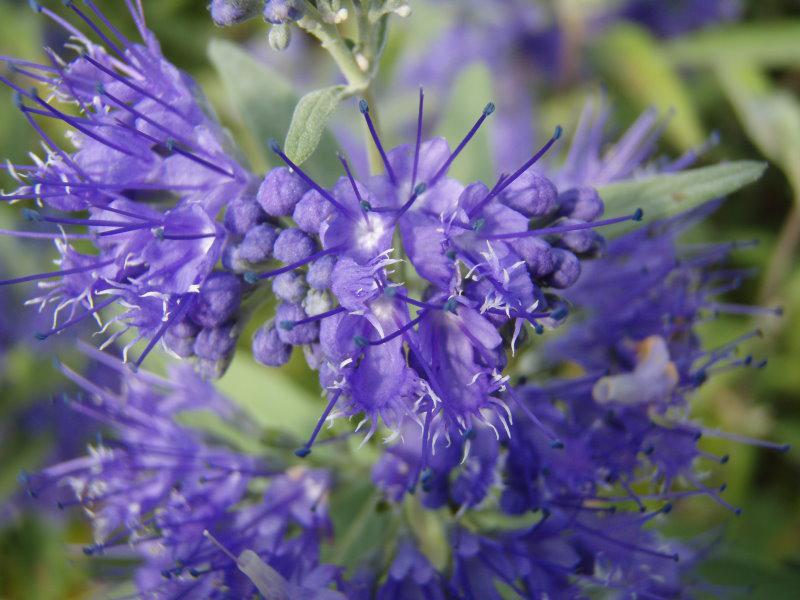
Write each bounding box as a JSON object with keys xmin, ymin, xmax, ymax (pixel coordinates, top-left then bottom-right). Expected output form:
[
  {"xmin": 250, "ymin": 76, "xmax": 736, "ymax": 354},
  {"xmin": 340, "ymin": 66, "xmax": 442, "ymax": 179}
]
[{"xmin": 0, "ymin": 0, "xmax": 799, "ymax": 598}]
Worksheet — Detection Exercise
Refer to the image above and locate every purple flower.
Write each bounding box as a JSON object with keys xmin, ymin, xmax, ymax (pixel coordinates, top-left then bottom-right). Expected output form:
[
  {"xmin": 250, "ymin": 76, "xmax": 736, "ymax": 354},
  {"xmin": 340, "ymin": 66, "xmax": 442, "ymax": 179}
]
[
  {"xmin": 244, "ymin": 93, "xmax": 644, "ymax": 465},
  {"xmin": 0, "ymin": 1, "xmax": 252, "ymax": 371},
  {"xmin": 377, "ymin": 540, "xmax": 447, "ymax": 600},
  {"xmin": 24, "ymin": 347, "xmax": 340, "ymax": 598}
]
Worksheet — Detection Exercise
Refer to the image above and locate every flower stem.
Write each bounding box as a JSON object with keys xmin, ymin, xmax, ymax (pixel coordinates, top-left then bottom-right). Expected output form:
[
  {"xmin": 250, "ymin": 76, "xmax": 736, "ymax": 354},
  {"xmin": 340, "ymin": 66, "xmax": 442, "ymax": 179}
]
[{"xmin": 298, "ymin": 3, "xmax": 370, "ymax": 91}]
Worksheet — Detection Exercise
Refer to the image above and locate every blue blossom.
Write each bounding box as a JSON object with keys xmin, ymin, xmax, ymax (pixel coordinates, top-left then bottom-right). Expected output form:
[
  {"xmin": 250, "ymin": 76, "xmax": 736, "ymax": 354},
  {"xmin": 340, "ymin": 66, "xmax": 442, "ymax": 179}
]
[
  {"xmin": 24, "ymin": 346, "xmax": 340, "ymax": 598},
  {"xmin": 245, "ymin": 92, "xmax": 642, "ymax": 465},
  {"xmin": 377, "ymin": 539, "xmax": 447, "ymax": 600},
  {"xmin": 1, "ymin": 1, "xmax": 252, "ymax": 371}
]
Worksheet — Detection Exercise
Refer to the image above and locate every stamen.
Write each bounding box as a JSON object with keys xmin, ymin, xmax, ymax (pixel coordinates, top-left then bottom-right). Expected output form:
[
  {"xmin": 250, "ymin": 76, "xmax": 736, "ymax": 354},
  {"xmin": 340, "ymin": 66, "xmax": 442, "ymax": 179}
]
[
  {"xmin": 132, "ymin": 293, "xmax": 195, "ymax": 369},
  {"xmin": 467, "ymin": 125, "xmax": 562, "ymax": 219},
  {"xmin": 80, "ymin": 54, "xmax": 185, "ymax": 118},
  {"xmin": 575, "ymin": 522, "xmax": 679, "ymax": 562},
  {"xmin": 36, "ymin": 296, "xmax": 116, "ymax": 340},
  {"xmin": 158, "ymin": 232, "xmax": 218, "ymax": 241},
  {"xmin": 505, "ymin": 387, "xmax": 562, "ymax": 447},
  {"xmin": 100, "ymin": 86, "xmax": 204, "ymax": 157},
  {"xmin": 280, "ymin": 306, "xmax": 345, "ymax": 330},
  {"xmin": 0, "ymin": 228, "xmax": 91, "ymax": 240},
  {"xmin": 112, "ymin": 118, "xmax": 236, "ymax": 179},
  {"xmin": 83, "ymin": 0, "xmax": 134, "ymax": 49},
  {"xmin": 706, "ymin": 302, "xmax": 782, "ymax": 318},
  {"xmin": 295, "ymin": 389, "xmax": 343, "ymax": 457},
  {"xmin": 694, "ymin": 427, "xmax": 790, "ymax": 453},
  {"xmin": 337, "ymin": 153, "xmax": 371, "ymax": 218},
  {"xmin": 412, "ymin": 87, "xmax": 424, "ymax": 189},
  {"xmin": 63, "ymin": 1, "xmax": 127, "ymax": 59},
  {"xmin": 245, "ymin": 246, "xmax": 340, "ymax": 283},
  {"xmin": 366, "ymin": 312, "xmax": 427, "ymax": 347},
  {"xmin": 482, "ymin": 209, "xmax": 643, "ymax": 241},
  {"xmin": 393, "ymin": 182, "xmax": 427, "ymax": 221},
  {"xmin": 359, "ymin": 99, "xmax": 397, "ymax": 185},
  {"xmin": 268, "ymin": 139, "xmax": 347, "ymax": 212},
  {"xmin": 22, "ymin": 208, "xmax": 149, "ymax": 229},
  {"xmin": 430, "ymin": 101, "xmax": 495, "ymax": 185},
  {"xmin": 0, "ymin": 258, "xmax": 114, "ymax": 286},
  {"xmin": 19, "ymin": 88, "xmax": 142, "ymax": 158}
]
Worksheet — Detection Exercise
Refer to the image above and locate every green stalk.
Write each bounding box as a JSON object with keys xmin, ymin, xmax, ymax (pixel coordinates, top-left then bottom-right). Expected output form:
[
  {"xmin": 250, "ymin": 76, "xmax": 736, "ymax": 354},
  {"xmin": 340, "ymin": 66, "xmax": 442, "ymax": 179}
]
[{"xmin": 299, "ymin": 2, "xmax": 370, "ymax": 91}]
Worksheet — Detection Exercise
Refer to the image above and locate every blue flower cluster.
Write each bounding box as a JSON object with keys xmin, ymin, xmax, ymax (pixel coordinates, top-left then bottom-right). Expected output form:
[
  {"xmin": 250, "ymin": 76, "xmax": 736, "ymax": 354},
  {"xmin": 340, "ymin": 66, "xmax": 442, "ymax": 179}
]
[{"xmin": 0, "ymin": 2, "xmax": 787, "ymax": 599}]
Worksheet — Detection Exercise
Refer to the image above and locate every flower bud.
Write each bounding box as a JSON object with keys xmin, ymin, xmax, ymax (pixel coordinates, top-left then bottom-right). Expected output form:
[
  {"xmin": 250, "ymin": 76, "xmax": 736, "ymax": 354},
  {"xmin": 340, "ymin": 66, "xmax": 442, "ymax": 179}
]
[{"xmin": 210, "ymin": 0, "xmax": 265, "ymax": 26}]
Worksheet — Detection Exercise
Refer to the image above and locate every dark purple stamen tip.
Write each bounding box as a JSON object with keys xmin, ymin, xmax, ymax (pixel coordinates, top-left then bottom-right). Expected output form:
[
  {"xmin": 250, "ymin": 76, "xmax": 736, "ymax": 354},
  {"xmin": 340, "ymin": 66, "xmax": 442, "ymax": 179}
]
[
  {"xmin": 633, "ymin": 208, "xmax": 644, "ymax": 221},
  {"xmin": 28, "ymin": 0, "xmax": 42, "ymax": 12},
  {"xmin": 294, "ymin": 447, "xmax": 311, "ymax": 458},
  {"xmin": 549, "ymin": 439, "xmax": 564, "ymax": 449},
  {"xmin": 268, "ymin": 138, "xmax": 281, "ymax": 153},
  {"xmin": 279, "ymin": 320, "xmax": 295, "ymax": 331},
  {"xmin": 720, "ymin": 454, "xmax": 730, "ymax": 464},
  {"xmin": 358, "ymin": 98, "xmax": 369, "ymax": 114},
  {"xmin": 244, "ymin": 272, "xmax": 258, "ymax": 284}
]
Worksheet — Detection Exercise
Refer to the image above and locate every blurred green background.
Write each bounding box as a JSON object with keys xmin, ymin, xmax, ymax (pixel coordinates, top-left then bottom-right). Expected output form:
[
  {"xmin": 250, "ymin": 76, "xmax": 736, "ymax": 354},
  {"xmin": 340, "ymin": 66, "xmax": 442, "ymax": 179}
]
[{"xmin": 0, "ymin": 0, "xmax": 799, "ymax": 598}]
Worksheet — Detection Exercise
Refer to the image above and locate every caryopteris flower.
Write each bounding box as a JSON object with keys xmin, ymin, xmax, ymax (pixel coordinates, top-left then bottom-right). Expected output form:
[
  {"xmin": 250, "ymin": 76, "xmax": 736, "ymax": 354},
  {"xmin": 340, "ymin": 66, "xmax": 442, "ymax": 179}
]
[
  {"xmin": 23, "ymin": 343, "xmax": 339, "ymax": 598},
  {"xmin": 1, "ymin": 1, "xmax": 253, "ymax": 370},
  {"xmin": 4, "ymin": 3, "xmax": 790, "ymax": 599},
  {"xmin": 244, "ymin": 90, "xmax": 642, "ymax": 465}
]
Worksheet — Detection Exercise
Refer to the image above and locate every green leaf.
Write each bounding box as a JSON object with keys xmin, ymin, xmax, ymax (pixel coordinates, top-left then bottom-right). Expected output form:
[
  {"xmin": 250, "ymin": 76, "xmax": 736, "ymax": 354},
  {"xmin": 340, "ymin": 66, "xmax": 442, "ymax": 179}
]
[
  {"xmin": 592, "ymin": 25, "xmax": 704, "ymax": 151},
  {"xmin": 208, "ymin": 39, "xmax": 342, "ymax": 183},
  {"xmin": 323, "ymin": 482, "xmax": 394, "ymax": 574},
  {"xmin": 207, "ymin": 39, "xmax": 296, "ymax": 164},
  {"xmin": 215, "ymin": 352, "xmax": 320, "ymax": 440},
  {"xmin": 716, "ymin": 64, "xmax": 800, "ymax": 196},
  {"xmin": 284, "ymin": 85, "xmax": 347, "ymax": 167},
  {"xmin": 667, "ymin": 21, "xmax": 800, "ymax": 69},
  {"xmin": 598, "ymin": 161, "xmax": 766, "ymax": 235}
]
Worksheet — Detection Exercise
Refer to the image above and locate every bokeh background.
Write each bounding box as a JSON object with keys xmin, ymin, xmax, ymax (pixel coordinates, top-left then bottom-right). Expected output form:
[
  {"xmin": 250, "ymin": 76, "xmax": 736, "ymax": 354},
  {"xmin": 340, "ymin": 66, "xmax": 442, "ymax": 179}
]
[{"xmin": 0, "ymin": 0, "xmax": 799, "ymax": 598}]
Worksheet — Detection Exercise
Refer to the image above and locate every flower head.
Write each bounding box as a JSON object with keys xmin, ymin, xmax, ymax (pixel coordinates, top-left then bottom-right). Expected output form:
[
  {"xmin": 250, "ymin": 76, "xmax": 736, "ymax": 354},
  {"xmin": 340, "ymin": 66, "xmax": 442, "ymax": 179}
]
[
  {"xmin": 1, "ymin": 1, "xmax": 252, "ymax": 370},
  {"xmin": 246, "ymin": 91, "xmax": 642, "ymax": 468}
]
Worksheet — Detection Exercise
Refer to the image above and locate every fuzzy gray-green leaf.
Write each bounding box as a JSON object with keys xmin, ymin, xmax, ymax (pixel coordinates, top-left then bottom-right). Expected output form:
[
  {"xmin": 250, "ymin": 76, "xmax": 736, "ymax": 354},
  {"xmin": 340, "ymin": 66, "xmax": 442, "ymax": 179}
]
[
  {"xmin": 284, "ymin": 85, "xmax": 347, "ymax": 167},
  {"xmin": 599, "ymin": 161, "xmax": 766, "ymax": 235}
]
